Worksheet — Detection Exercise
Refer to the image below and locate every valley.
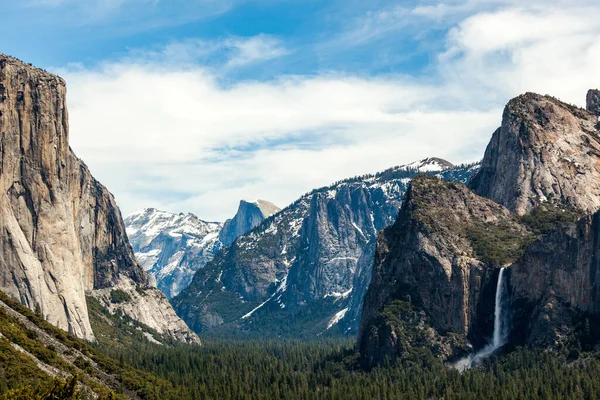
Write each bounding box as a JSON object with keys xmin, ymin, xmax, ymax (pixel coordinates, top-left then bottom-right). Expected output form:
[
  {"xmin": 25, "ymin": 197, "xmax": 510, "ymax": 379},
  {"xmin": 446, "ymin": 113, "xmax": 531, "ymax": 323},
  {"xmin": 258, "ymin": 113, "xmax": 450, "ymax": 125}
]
[{"xmin": 1, "ymin": 26, "xmax": 600, "ymax": 398}]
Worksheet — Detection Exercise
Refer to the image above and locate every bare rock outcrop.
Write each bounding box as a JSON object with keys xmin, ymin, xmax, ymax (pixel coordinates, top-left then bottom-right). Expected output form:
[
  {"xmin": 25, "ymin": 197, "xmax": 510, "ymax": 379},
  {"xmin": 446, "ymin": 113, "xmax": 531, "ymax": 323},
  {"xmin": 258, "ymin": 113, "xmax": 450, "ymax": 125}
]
[
  {"xmin": 218, "ymin": 199, "xmax": 280, "ymax": 247},
  {"xmin": 0, "ymin": 54, "xmax": 198, "ymax": 344},
  {"xmin": 587, "ymin": 89, "xmax": 600, "ymax": 116},
  {"xmin": 471, "ymin": 93, "xmax": 600, "ymax": 216}
]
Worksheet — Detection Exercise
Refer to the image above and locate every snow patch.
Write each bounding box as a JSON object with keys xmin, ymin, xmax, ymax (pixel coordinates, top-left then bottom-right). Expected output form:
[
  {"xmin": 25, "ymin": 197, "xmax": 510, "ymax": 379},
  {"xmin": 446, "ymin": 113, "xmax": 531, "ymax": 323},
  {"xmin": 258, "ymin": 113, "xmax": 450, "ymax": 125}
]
[
  {"xmin": 242, "ymin": 276, "xmax": 288, "ymax": 320},
  {"xmin": 327, "ymin": 308, "xmax": 349, "ymax": 329}
]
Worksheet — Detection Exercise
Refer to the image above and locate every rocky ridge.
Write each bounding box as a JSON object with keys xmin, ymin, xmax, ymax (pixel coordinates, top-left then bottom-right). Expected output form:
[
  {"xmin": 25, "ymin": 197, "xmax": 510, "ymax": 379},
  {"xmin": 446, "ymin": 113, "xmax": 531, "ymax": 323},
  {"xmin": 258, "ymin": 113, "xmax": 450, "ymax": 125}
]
[
  {"xmin": 125, "ymin": 208, "xmax": 223, "ymax": 298},
  {"xmin": 0, "ymin": 54, "xmax": 198, "ymax": 344},
  {"xmin": 219, "ymin": 200, "xmax": 281, "ymax": 247},
  {"xmin": 471, "ymin": 93, "xmax": 600, "ymax": 216}
]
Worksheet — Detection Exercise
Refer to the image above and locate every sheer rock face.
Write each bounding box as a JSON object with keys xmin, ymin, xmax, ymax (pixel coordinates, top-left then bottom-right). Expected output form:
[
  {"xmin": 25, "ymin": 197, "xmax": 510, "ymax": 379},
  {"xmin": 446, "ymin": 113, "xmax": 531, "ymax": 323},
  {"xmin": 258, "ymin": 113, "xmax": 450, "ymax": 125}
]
[
  {"xmin": 587, "ymin": 89, "xmax": 600, "ymax": 116},
  {"xmin": 0, "ymin": 54, "xmax": 198, "ymax": 344},
  {"xmin": 218, "ymin": 200, "xmax": 280, "ymax": 247},
  {"xmin": 358, "ymin": 176, "xmax": 531, "ymax": 368},
  {"xmin": 508, "ymin": 211, "xmax": 600, "ymax": 347},
  {"xmin": 471, "ymin": 93, "xmax": 600, "ymax": 216}
]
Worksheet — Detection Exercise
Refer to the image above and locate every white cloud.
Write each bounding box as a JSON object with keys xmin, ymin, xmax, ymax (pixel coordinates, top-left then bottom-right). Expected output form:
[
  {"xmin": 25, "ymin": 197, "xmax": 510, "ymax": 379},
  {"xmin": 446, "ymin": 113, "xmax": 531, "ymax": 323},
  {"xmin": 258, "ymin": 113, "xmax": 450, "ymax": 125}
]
[{"xmin": 61, "ymin": 1, "xmax": 600, "ymax": 221}]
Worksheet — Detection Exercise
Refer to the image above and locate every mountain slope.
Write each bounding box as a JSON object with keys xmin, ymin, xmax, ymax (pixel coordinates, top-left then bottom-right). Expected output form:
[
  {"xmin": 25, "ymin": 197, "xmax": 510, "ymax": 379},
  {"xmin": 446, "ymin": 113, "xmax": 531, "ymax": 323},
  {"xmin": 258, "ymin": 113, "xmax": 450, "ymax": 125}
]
[
  {"xmin": 0, "ymin": 54, "xmax": 197, "ymax": 344},
  {"xmin": 359, "ymin": 90, "xmax": 600, "ymax": 368},
  {"xmin": 0, "ymin": 289, "xmax": 184, "ymax": 399},
  {"xmin": 358, "ymin": 176, "xmax": 532, "ymax": 368},
  {"xmin": 173, "ymin": 159, "xmax": 479, "ymax": 337}
]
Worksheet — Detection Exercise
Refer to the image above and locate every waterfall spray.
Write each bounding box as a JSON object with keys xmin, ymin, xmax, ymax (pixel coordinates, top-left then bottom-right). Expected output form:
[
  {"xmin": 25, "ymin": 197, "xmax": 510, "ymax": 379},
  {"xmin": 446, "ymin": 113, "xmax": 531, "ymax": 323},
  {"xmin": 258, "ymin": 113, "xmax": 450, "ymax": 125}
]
[{"xmin": 453, "ymin": 267, "xmax": 508, "ymax": 371}]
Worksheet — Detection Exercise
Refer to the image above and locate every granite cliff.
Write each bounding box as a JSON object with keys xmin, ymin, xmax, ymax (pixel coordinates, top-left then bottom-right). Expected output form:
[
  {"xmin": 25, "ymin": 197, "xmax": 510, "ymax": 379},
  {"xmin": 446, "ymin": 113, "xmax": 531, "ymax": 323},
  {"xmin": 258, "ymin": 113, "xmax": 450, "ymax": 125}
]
[
  {"xmin": 358, "ymin": 176, "xmax": 532, "ymax": 368},
  {"xmin": 124, "ymin": 200, "xmax": 279, "ymax": 299},
  {"xmin": 219, "ymin": 200, "xmax": 281, "ymax": 247},
  {"xmin": 471, "ymin": 93, "xmax": 600, "ymax": 216},
  {"xmin": 0, "ymin": 54, "xmax": 198, "ymax": 344}
]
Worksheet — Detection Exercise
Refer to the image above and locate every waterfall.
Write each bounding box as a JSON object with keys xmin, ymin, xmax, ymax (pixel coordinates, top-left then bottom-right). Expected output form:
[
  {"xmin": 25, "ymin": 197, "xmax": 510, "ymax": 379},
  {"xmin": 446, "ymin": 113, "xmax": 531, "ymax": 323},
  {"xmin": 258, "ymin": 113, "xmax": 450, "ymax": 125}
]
[
  {"xmin": 492, "ymin": 267, "xmax": 506, "ymax": 348},
  {"xmin": 452, "ymin": 267, "xmax": 508, "ymax": 371}
]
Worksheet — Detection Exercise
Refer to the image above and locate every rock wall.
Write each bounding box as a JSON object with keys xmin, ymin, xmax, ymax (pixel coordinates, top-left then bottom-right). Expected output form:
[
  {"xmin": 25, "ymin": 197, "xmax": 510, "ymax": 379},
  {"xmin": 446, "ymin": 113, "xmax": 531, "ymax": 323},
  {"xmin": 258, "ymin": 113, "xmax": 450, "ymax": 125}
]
[
  {"xmin": 508, "ymin": 211, "xmax": 600, "ymax": 347},
  {"xmin": 587, "ymin": 89, "xmax": 600, "ymax": 116},
  {"xmin": 0, "ymin": 54, "xmax": 197, "ymax": 344},
  {"xmin": 174, "ymin": 161, "xmax": 477, "ymax": 337},
  {"xmin": 218, "ymin": 200, "xmax": 280, "ymax": 247}
]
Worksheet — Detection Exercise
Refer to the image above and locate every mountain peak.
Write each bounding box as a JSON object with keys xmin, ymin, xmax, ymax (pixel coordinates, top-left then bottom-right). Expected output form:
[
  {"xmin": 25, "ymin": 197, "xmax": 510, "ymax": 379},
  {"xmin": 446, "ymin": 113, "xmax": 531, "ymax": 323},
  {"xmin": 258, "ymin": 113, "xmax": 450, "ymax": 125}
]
[
  {"xmin": 471, "ymin": 90, "xmax": 600, "ymax": 216},
  {"xmin": 404, "ymin": 157, "xmax": 455, "ymax": 172},
  {"xmin": 219, "ymin": 199, "xmax": 281, "ymax": 247},
  {"xmin": 246, "ymin": 199, "xmax": 281, "ymax": 218}
]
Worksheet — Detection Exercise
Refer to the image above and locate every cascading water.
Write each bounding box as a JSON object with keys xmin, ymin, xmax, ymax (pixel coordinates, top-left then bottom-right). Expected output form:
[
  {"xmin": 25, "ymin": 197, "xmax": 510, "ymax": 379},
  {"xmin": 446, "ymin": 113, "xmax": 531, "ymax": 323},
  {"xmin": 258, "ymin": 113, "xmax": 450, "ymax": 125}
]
[
  {"xmin": 491, "ymin": 267, "xmax": 506, "ymax": 349},
  {"xmin": 453, "ymin": 267, "xmax": 508, "ymax": 371}
]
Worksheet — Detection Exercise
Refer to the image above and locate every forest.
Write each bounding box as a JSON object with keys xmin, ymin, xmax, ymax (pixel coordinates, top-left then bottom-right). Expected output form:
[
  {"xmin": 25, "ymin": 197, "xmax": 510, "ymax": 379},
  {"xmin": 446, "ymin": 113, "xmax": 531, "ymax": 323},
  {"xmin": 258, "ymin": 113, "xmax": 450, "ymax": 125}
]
[{"xmin": 100, "ymin": 338, "xmax": 600, "ymax": 400}]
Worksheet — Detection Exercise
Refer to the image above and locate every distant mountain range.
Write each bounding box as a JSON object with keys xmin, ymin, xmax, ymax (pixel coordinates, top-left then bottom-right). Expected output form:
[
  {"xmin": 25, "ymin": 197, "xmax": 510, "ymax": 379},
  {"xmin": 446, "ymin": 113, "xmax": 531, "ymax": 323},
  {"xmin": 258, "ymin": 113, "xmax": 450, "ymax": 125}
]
[
  {"xmin": 125, "ymin": 200, "xmax": 280, "ymax": 299},
  {"xmin": 170, "ymin": 158, "xmax": 479, "ymax": 337}
]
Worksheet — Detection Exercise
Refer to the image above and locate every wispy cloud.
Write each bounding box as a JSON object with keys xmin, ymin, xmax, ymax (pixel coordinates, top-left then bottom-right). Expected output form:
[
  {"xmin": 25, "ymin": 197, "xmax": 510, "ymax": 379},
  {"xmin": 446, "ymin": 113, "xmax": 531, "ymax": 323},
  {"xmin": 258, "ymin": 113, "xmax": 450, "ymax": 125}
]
[{"xmin": 225, "ymin": 35, "xmax": 290, "ymax": 68}]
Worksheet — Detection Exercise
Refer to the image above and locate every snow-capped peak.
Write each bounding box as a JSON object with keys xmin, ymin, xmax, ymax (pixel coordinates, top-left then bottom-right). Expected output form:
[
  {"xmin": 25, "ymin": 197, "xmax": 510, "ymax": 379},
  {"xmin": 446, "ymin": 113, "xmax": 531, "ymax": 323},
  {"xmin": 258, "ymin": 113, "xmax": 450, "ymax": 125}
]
[{"xmin": 404, "ymin": 157, "xmax": 455, "ymax": 172}]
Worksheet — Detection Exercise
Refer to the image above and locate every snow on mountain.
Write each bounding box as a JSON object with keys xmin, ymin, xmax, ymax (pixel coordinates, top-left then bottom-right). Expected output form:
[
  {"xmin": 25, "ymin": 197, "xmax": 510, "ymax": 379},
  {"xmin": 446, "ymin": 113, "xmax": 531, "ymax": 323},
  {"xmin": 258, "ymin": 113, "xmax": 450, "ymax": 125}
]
[
  {"xmin": 404, "ymin": 157, "xmax": 455, "ymax": 172},
  {"xmin": 125, "ymin": 209, "xmax": 223, "ymax": 299},
  {"xmin": 125, "ymin": 200, "xmax": 280, "ymax": 299},
  {"xmin": 173, "ymin": 158, "xmax": 480, "ymax": 338}
]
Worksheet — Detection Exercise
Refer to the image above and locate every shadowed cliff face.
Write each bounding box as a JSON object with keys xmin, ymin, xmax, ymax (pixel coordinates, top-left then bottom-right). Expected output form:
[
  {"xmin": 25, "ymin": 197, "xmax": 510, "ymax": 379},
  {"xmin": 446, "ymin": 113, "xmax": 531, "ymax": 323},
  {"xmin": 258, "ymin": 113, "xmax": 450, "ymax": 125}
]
[
  {"xmin": 0, "ymin": 54, "xmax": 198, "ymax": 344},
  {"xmin": 471, "ymin": 93, "xmax": 600, "ymax": 216},
  {"xmin": 359, "ymin": 91, "xmax": 600, "ymax": 368},
  {"xmin": 587, "ymin": 89, "xmax": 600, "ymax": 116},
  {"xmin": 358, "ymin": 176, "xmax": 532, "ymax": 368},
  {"xmin": 508, "ymin": 211, "xmax": 600, "ymax": 348}
]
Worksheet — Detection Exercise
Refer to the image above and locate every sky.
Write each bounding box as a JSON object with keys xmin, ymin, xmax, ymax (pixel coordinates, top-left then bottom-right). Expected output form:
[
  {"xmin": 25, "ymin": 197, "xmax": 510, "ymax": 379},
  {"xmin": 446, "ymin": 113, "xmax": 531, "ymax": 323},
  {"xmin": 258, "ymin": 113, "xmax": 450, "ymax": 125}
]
[{"xmin": 1, "ymin": 0, "xmax": 599, "ymax": 221}]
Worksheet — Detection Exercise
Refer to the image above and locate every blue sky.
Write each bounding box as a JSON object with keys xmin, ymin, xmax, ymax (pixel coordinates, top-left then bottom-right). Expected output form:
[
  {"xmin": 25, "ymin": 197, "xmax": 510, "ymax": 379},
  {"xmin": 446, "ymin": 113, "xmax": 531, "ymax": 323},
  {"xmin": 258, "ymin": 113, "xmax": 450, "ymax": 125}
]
[
  {"xmin": 1, "ymin": 0, "xmax": 599, "ymax": 220},
  {"xmin": 1, "ymin": 0, "xmax": 446, "ymax": 78}
]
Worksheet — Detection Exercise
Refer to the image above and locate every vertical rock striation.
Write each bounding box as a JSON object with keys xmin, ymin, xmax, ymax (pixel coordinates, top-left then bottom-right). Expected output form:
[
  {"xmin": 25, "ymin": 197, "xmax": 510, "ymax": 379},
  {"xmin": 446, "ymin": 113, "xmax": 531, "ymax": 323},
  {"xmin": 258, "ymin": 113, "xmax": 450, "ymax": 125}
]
[
  {"xmin": 0, "ymin": 54, "xmax": 198, "ymax": 344},
  {"xmin": 173, "ymin": 161, "xmax": 479, "ymax": 337},
  {"xmin": 508, "ymin": 211, "xmax": 600, "ymax": 347}
]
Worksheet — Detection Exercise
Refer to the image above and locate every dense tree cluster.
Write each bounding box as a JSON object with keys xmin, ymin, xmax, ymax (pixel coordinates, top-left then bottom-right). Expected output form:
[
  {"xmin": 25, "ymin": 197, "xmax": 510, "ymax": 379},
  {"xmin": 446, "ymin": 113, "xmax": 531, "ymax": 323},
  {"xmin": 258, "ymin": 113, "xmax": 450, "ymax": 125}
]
[{"xmin": 102, "ymin": 338, "xmax": 600, "ymax": 400}]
